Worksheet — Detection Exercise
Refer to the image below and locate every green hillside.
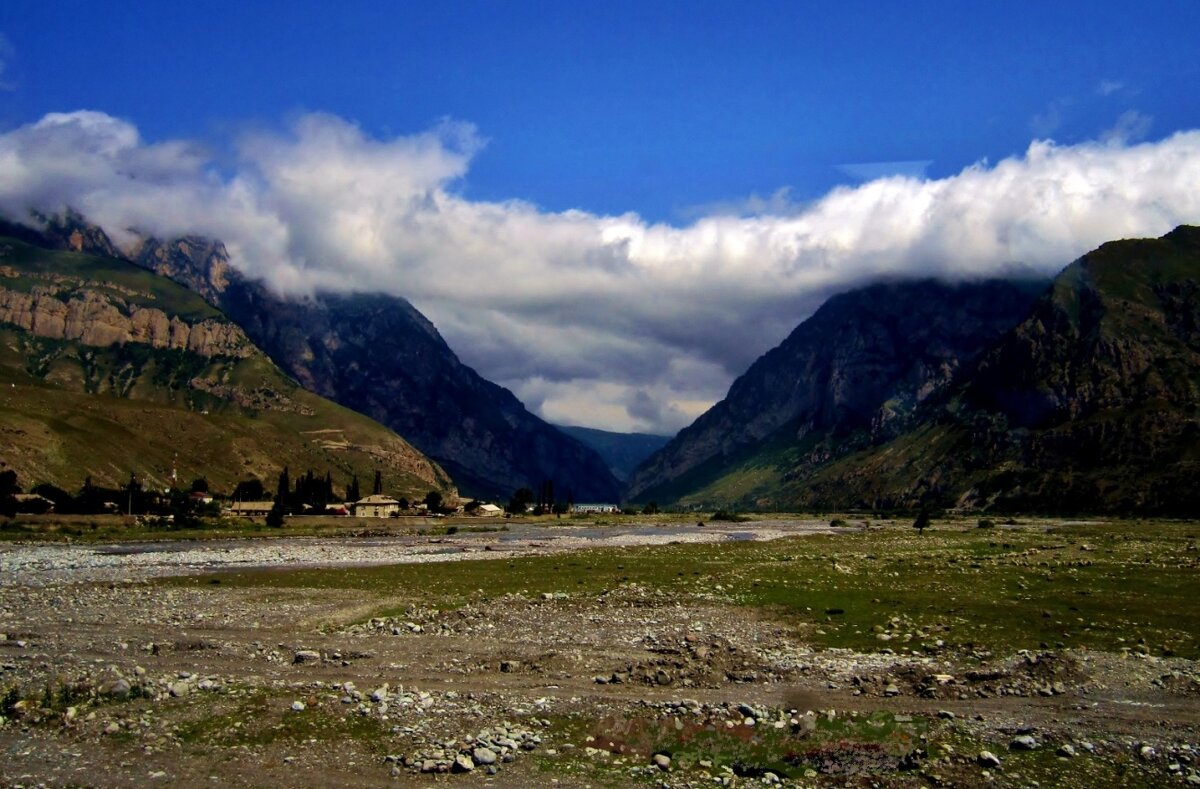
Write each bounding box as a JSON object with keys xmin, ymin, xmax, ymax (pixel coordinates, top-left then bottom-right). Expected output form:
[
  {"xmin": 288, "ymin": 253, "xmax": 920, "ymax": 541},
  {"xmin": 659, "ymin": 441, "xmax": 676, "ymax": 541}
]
[{"xmin": 0, "ymin": 237, "xmax": 455, "ymax": 499}]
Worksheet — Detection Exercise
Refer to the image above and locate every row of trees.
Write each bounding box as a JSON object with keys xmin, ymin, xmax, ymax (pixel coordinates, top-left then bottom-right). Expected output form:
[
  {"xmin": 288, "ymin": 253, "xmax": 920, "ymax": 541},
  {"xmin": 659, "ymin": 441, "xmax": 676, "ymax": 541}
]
[
  {"xmin": 0, "ymin": 469, "xmax": 219, "ymax": 525},
  {"xmin": 0, "ymin": 465, "xmax": 435, "ymax": 523}
]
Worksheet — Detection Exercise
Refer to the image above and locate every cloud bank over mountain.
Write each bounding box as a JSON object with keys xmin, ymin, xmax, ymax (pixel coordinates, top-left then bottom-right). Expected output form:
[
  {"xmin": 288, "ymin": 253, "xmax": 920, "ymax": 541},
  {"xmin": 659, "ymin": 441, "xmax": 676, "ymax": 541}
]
[{"xmin": 2, "ymin": 109, "xmax": 1199, "ymax": 433}]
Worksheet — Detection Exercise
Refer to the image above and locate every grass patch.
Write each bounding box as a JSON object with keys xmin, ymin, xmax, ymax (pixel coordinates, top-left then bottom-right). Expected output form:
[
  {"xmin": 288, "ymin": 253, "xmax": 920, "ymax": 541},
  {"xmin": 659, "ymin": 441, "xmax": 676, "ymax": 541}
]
[
  {"xmin": 175, "ymin": 689, "xmax": 391, "ymax": 750},
  {"xmin": 172, "ymin": 519, "xmax": 1200, "ymax": 658}
]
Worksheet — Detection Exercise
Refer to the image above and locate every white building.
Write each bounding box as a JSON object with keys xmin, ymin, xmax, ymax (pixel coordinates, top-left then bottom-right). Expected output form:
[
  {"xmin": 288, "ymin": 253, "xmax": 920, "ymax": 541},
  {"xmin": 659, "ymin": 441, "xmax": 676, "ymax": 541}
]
[{"xmin": 571, "ymin": 503, "xmax": 620, "ymax": 514}]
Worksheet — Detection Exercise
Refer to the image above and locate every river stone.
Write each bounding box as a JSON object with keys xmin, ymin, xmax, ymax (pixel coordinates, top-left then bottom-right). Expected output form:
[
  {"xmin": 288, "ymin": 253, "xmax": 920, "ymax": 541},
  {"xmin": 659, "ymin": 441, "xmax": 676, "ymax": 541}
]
[
  {"xmin": 453, "ymin": 753, "xmax": 475, "ymax": 772},
  {"xmin": 472, "ymin": 747, "xmax": 497, "ymax": 766},
  {"xmin": 653, "ymin": 753, "xmax": 671, "ymax": 771},
  {"xmin": 1010, "ymin": 735, "xmax": 1039, "ymax": 751},
  {"xmin": 102, "ymin": 678, "xmax": 132, "ymax": 699},
  {"xmin": 978, "ymin": 750, "xmax": 1002, "ymax": 768}
]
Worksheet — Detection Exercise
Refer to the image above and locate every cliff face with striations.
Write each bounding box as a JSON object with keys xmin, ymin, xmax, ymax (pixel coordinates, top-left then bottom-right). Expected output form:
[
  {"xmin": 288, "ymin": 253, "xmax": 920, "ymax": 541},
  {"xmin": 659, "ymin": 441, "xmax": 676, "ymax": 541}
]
[
  {"xmin": 0, "ymin": 232, "xmax": 456, "ymax": 499},
  {"xmin": 0, "ymin": 280, "xmax": 251, "ymax": 357}
]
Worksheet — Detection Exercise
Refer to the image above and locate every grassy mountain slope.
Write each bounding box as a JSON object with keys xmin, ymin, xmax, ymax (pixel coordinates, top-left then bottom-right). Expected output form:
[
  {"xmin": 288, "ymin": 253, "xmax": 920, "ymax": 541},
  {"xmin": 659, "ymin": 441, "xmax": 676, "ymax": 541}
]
[{"xmin": 0, "ymin": 236, "xmax": 454, "ymax": 498}]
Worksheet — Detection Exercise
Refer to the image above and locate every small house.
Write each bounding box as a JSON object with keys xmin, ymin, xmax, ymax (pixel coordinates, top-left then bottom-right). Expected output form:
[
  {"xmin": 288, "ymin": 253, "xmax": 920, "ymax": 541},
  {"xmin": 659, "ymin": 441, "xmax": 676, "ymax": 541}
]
[
  {"xmin": 353, "ymin": 494, "xmax": 402, "ymax": 518},
  {"xmin": 228, "ymin": 501, "xmax": 275, "ymax": 517}
]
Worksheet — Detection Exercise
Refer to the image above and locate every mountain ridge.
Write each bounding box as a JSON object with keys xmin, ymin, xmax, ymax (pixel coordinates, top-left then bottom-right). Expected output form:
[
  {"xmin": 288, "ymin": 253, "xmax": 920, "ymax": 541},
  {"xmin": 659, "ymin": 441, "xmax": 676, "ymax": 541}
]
[
  {"xmin": 631, "ymin": 226, "xmax": 1200, "ymax": 515},
  {"xmin": 0, "ymin": 234, "xmax": 455, "ymax": 498},
  {"xmin": 15, "ymin": 212, "xmax": 620, "ymax": 501},
  {"xmin": 626, "ymin": 277, "xmax": 1048, "ymax": 505}
]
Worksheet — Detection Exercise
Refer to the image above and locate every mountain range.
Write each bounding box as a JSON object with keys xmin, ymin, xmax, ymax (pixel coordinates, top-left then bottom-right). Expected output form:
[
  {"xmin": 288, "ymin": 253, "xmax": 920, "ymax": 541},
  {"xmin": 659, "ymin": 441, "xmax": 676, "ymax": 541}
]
[
  {"xmin": 16, "ymin": 212, "xmax": 621, "ymax": 502},
  {"xmin": 0, "ymin": 232, "xmax": 454, "ymax": 499},
  {"xmin": 630, "ymin": 227, "xmax": 1200, "ymax": 515},
  {"xmin": 6, "ymin": 206, "xmax": 1198, "ymax": 516}
]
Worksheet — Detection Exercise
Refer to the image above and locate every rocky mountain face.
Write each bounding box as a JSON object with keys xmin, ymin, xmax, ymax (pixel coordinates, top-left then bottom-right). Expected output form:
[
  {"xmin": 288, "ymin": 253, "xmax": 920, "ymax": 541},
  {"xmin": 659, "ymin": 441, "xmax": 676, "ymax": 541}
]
[
  {"xmin": 626, "ymin": 278, "xmax": 1047, "ymax": 506},
  {"xmin": 0, "ymin": 233, "xmax": 454, "ymax": 497},
  {"xmin": 209, "ymin": 285, "xmax": 621, "ymax": 500},
  {"xmin": 730, "ymin": 227, "xmax": 1200, "ymax": 515},
  {"xmin": 0, "ymin": 276, "xmax": 251, "ymax": 357},
  {"xmin": 26, "ymin": 213, "xmax": 621, "ymax": 501}
]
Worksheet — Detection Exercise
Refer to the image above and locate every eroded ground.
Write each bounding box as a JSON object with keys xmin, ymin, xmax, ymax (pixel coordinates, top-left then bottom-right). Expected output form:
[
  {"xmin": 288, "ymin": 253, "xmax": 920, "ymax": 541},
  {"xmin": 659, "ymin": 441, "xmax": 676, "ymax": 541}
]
[{"xmin": 0, "ymin": 517, "xmax": 1198, "ymax": 787}]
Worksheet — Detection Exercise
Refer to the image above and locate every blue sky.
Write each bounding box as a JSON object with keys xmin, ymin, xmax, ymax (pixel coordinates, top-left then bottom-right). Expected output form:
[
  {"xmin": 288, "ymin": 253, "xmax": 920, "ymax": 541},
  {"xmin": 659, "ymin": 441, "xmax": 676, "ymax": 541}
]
[
  {"xmin": 1, "ymin": 2, "xmax": 1199, "ymax": 434},
  {"xmin": 3, "ymin": 1, "xmax": 1197, "ymax": 220}
]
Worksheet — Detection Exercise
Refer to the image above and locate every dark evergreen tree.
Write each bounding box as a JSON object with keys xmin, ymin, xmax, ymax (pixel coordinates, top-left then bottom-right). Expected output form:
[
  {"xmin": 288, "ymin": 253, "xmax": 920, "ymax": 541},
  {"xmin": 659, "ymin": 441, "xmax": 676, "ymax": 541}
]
[
  {"xmin": 913, "ymin": 508, "xmax": 931, "ymax": 535},
  {"xmin": 373, "ymin": 469, "xmax": 383, "ymax": 496},
  {"xmin": 506, "ymin": 487, "xmax": 534, "ymax": 515},
  {"xmin": 346, "ymin": 474, "xmax": 361, "ymax": 503}
]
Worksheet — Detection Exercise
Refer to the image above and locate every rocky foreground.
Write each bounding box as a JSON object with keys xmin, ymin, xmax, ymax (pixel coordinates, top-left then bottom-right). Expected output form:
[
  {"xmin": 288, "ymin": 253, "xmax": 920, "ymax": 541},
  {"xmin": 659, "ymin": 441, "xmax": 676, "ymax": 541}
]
[{"xmin": 0, "ymin": 520, "xmax": 1197, "ymax": 787}]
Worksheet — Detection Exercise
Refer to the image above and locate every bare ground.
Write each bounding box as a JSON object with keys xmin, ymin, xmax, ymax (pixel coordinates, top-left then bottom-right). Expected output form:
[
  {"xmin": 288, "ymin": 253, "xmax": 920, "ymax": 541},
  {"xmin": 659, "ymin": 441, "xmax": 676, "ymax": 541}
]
[{"xmin": 0, "ymin": 522, "xmax": 1197, "ymax": 787}]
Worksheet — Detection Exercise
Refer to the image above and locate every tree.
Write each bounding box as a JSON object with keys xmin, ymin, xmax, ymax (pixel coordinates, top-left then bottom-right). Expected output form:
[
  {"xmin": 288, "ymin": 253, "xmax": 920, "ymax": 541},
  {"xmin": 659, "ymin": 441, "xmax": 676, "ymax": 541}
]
[
  {"xmin": 125, "ymin": 472, "xmax": 143, "ymax": 516},
  {"xmin": 190, "ymin": 477, "xmax": 209, "ymax": 494},
  {"xmin": 32, "ymin": 483, "xmax": 74, "ymax": 513},
  {"xmin": 506, "ymin": 487, "xmax": 533, "ymax": 515},
  {"xmin": 463, "ymin": 500, "xmax": 482, "ymax": 514},
  {"xmin": 372, "ymin": 469, "xmax": 383, "ymax": 496},
  {"xmin": 232, "ymin": 478, "xmax": 266, "ymax": 501},
  {"xmin": 913, "ymin": 508, "xmax": 931, "ymax": 535},
  {"xmin": 0, "ymin": 470, "xmax": 20, "ymax": 497},
  {"xmin": 346, "ymin": 474, "xmax": 361, "ymax": 503},
  {"xmin": 642, "ymin": 501, "xmax": 659, "ymax": 515},
  {"xmin": 0, "ymin": 470, "xmax": 20, "ymax": 518},
  {"xmin": 424, "ymin": 490, "xmax": 444, "ymax": 512},
  {"xmin": 266, "ymin": 501, "xmax": 286, "ymax": 528}
]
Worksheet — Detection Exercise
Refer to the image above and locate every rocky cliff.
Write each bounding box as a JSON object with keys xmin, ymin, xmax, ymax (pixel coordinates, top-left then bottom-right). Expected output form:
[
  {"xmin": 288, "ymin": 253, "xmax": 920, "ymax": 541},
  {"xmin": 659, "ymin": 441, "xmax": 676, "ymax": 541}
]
[
  {"xmin": 0, "ymin": 278, "xmax": 251, "ymax": 358},
  {"xmin": 626, "ymin": 279, "xmax": 1046, "ymax": 505},
  {"xmin": 0, "ymin": 233, "xmax": 455, "ymax": 498}
]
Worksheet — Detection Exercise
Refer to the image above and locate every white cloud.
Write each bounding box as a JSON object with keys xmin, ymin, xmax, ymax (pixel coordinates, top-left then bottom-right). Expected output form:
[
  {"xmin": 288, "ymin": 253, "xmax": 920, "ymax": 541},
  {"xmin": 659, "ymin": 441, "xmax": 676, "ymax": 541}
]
[
  {"xmin": 1101, "ymin": 110, "xmax": 1153, "ymax": 146},
  {"xmin": 2, "ymin": 110, "xmax": 1200, "ymax": 434},
  {"xmin": 1096, "ymin": 79, "xmax": 1124, "ymax": 96}
]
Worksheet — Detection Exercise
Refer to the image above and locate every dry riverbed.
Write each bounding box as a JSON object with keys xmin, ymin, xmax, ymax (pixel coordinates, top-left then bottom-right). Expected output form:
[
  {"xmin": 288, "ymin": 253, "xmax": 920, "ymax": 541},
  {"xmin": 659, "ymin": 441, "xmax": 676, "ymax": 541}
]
[{"xmin": 0, "ymin": 516, "xmax": 1197, "ymax": 787}]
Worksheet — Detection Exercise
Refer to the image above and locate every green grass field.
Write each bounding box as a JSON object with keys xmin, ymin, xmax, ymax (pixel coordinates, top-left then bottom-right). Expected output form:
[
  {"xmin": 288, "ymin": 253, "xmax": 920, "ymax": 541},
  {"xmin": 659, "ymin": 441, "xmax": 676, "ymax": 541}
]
[{"xmin": 174, "ymin": 517, "xmax": 1200, "ymax": 660}]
